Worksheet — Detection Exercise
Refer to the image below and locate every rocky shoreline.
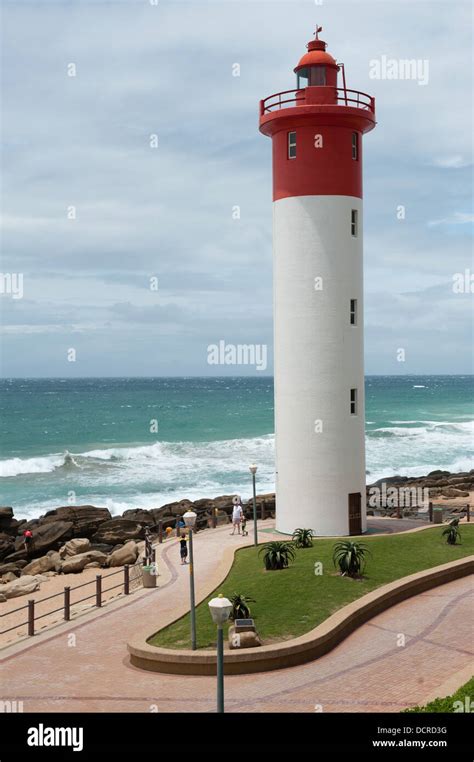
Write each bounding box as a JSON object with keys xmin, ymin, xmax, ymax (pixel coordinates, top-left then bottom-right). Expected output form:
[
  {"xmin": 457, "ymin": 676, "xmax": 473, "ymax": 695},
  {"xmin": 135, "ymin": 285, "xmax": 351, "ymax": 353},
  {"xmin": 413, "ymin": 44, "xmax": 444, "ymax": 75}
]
[{"xmin": 0, "ymin": 469, "xmax": 472, "ymax": 599}]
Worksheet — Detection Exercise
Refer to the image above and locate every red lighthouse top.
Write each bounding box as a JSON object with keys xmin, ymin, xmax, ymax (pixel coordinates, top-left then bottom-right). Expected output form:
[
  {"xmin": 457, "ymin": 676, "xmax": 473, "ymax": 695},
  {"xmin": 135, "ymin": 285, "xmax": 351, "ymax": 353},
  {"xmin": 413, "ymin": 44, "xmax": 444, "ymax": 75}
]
[
  {"xmin": 258, "ymin": 28, "xmax": 377, "ymax": 202},
  {"xmin": 259, "ymin": 27, "xmax": 375, "ymax": 130}
]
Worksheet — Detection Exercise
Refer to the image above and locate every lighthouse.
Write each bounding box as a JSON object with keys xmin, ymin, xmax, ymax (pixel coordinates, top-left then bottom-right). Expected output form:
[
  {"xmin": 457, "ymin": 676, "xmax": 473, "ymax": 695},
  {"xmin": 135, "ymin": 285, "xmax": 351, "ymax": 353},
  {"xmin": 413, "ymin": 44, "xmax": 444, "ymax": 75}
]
[{"xmin": 259, "ymin": 28, "xmax": 376, "ymax": 536}]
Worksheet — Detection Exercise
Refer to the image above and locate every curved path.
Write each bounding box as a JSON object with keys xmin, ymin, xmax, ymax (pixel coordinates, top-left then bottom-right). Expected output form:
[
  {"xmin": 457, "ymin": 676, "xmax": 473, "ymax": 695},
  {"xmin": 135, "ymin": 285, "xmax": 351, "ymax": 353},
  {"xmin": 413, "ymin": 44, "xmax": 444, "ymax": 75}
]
[{"xmin": 1, "ymin": 521, "xmax": 472, "ymax": 713}]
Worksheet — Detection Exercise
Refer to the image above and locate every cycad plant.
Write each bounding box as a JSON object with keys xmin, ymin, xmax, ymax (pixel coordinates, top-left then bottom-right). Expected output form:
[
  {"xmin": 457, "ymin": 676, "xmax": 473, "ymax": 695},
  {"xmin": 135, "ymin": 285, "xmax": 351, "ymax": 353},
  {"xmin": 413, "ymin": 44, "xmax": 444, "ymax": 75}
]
[
  {"xmin": 292, "ymin": 527, "xmax": 314, "ymax": 548},
  {"xmin": 229, "ymin": 593, "xmax": 255, "ymax": 620},
  {"xmin": 332, "ymin": 540, "xmax": 371, "ymax": 578},
  {"xmin": 442, "ymin": 518, "xmax": 461, "ymax": 546},
  {"xmin": 259, "ymin": 541, "xmax": 296, "ymax": 570}
]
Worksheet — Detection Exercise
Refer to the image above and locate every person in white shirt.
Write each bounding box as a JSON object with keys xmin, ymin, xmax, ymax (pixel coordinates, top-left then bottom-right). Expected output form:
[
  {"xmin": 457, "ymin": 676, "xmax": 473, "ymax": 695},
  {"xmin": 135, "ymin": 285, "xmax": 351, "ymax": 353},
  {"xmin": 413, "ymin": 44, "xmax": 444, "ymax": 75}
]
[{"xmin": 231, "ymin": 498, "xmax": 244, "ymax": 535}]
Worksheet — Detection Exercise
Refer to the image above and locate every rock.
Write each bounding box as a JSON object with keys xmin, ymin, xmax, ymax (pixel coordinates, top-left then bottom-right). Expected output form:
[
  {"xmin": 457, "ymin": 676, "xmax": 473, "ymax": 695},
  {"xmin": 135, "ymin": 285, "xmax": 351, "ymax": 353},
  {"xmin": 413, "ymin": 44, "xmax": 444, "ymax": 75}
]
[
  {"xmin": 121, "ymin": 509, "xmax": 156, "ymax": 526},
  {"xmin": 1, "ymin": 572, "xmax": 17, "ymax": 583},
  {"xmin": 92, "ymin": 519, "xmax": 146, "ymax": 544},
  {"xmin": 0, "ymin": 562, "xmax": 23, "ymax": 576},
  {"xmin": 0, "ymin": 507, "xmax": 14, "ymax": 522},
  {"xmin": 427, "ymin": 470, "xmax": 451, "ymax": 478},
  {"xmin": 39, "ymin": 506, "xmax": 112, "ymax": 538},
  {"xmin": 1, "ymin": 575, "xmax": 42, "ymax": 599},
  {"xmin": 59, "ymin": 538, "xmax": 91, "ymax": 559},
  {"xmin": 107, "ymin": 540, "xmax": 138, "ymax": 567},
  {"xmin": 13, "ymin": 520, "xmax": 74, "ymax": 557},
  {"xmin": 22, "ymin": 554, "xmax": 57, "ymax": 576},
  {"xmin": 89, "ymin": 543, "xmax": 114, "ymax": 554},
  {"xmin": 4, "ymin": 549, "xmax": 27, "ymax": 563},
  {"xmin": 0, "ymin": 538, "xmax": 15, "ymax": 561},
  {"xmin": 441, "ymin": 488, "xmax": 470, "ymax": 498},
  {"xmin": 0, "ymin": 593, "xmax": 6, "ymax": 602},
  {"xmin": 60, "ymin": 550, "xmax": 108, "ymax": 574},
  {"xmin": 228, "ymin": 625, "xmax": 262, "ymax": 649},
  {"xmin": 83, "ymin": 562, "xmax": 101, "ymax": 569}
]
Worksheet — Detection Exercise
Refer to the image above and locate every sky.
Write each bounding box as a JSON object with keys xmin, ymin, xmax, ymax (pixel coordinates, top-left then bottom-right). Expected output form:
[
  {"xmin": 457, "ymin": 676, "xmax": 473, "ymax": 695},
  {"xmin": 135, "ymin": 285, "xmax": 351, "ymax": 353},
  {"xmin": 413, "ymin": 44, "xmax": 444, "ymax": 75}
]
[{"xmin": 0, "ymin": 0, "xmax": 473, "ymax": 377}]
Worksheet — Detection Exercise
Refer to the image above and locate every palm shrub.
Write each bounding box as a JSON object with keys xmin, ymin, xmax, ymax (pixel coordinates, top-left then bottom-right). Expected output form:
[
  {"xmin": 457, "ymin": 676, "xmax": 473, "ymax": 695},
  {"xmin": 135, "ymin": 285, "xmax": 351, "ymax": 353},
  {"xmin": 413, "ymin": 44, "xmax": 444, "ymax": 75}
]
[
  {"xmin": 332, "ymin": 540, "xmax": 371, "ymax": 578},
  {"xmin": 229, "ymin": 593, "xmax": 255, "ymax": 620},
  {"xmin": 442, "ymin": 518, "xmax": 461, "ymax": 546},
  {"xmin": 292, "ymin": 527, "xmax": 314, "ymax": 548},
  {"xmin": 259, "ymin": 541, "xmax": 296, "ymax": 570}
]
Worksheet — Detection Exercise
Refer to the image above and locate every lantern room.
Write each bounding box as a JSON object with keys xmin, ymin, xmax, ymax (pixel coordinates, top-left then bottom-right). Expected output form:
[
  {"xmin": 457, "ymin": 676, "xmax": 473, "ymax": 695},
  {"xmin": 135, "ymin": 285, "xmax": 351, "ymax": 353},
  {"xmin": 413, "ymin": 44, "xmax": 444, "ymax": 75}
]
[{"xmin": 294, "ymin": 30, "xmax": 339, "ymax": 89}]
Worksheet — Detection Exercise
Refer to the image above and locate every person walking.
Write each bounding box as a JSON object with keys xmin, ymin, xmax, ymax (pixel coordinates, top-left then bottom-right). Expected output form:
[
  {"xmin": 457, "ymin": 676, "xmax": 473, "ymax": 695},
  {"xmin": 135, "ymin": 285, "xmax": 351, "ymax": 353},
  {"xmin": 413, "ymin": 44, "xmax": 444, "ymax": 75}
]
[
  {"xmin": 144, "ymin": 527, "xmax": 153, "ymax": 564},
  {"xmin": 230, "ymin": 497, "xmax": 244, "ymax": 535},
  {"xmin": 179, "ymin": 535, "xmax": 188, "ymax": 565}
]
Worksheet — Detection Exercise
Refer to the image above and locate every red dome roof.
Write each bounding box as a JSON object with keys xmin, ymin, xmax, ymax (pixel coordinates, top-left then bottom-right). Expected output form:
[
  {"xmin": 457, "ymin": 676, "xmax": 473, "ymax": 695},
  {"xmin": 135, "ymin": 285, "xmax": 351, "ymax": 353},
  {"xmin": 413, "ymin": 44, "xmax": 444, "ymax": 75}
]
[
  {"xmin": 294, "ymin": 49, "xmax": 338, "ymax": 71},
  {"xmin": 294, "ymin": 36, "xmax": 338, "ymax": 72}
]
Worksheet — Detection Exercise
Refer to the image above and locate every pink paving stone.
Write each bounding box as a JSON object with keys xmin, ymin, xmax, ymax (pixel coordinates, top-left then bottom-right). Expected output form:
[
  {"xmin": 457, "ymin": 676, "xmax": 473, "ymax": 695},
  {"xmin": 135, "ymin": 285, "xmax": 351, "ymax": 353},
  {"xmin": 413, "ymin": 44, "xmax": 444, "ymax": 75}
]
[{"xmin": 0, "ymin": 521, "xmax": 472, "ymax": 713}]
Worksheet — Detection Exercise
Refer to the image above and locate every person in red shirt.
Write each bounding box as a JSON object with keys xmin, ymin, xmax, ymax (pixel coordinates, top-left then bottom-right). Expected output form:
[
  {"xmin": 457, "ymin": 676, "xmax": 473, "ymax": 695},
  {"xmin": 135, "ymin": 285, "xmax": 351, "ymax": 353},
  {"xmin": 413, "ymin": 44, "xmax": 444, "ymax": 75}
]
[{"xmin": 23, "ymin": 529, "xmax": 33, "ymax": 554}]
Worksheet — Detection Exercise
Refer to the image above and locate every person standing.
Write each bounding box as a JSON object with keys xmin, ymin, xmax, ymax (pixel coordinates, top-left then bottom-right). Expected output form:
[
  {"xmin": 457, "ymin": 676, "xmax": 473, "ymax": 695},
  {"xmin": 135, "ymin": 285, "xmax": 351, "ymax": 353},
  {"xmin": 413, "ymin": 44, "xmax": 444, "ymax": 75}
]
[
  {"xmin": 179, "ymin": 535, "xmax": 188, "ymax": 565},
  {"xmin": 230, "ymin": 497, "xmax": 244, "ymax": 536},
  {"xmin": 23, "ymin": 529, "xmax": 33, "ymax": 555}
]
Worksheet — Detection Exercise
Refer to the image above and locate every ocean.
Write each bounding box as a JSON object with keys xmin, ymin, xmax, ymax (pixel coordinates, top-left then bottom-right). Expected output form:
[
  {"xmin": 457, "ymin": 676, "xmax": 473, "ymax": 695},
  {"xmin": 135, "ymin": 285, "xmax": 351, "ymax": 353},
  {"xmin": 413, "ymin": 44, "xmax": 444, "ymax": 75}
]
[{"xmin": 0, "ymin": 376, "xmax": 472, "ymax": 520}]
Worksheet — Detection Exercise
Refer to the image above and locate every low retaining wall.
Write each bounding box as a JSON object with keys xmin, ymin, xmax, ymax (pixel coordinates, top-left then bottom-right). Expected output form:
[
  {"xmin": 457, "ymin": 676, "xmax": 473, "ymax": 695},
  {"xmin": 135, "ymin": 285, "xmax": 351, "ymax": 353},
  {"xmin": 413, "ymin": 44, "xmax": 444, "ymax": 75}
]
[{"xmin": 127, "ymin": 556, "xmax": 473, "ymax": 675}]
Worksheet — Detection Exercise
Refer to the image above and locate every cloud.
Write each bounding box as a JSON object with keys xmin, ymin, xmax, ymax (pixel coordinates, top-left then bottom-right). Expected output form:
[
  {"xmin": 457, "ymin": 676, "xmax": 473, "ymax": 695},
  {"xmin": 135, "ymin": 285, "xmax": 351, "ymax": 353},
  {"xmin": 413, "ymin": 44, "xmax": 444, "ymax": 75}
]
[{"xmin": 1, "ymin": 0, "xmax": 472, "ymax": 375}]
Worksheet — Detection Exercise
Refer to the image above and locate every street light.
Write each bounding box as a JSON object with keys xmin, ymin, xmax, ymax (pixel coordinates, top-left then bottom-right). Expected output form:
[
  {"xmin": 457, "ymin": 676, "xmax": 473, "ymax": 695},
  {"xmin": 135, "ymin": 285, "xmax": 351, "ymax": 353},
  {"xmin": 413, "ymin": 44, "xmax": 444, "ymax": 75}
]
[
  {"xmin": 183, "ymin": 509, "xmax": 197, "ymax": 650},
  {"xmin": 249, "ymin": 464, "xmax": 258, "ymax": 546},
  {"xmin": 208, "ymin": 594, "xmax": 232, "ymax": 713}
]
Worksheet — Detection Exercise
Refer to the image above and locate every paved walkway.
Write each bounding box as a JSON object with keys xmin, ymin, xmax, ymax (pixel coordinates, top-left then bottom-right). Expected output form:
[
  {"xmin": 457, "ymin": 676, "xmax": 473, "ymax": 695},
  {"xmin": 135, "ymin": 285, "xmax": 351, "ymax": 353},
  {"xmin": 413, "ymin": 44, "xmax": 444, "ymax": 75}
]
[{"xmin": 1, "ymin": 521, "xmax": 472, "ymax": 713}]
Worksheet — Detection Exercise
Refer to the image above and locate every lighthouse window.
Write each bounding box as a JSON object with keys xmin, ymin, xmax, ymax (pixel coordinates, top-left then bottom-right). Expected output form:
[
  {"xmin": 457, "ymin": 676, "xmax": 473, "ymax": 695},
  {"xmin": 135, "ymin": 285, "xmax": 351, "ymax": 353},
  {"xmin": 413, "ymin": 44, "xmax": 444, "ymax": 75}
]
[
  {"xmin": 352, "ymin": 132, "xmax": 359, "ymax": 160},
  {"xmin": 351, "ymin": 209, "xmax": 358, "ymax": 237},
  {"xmin": 288, "ymin": 131, "xmax": 297, "ymax": 159},
  {"xmin": 350, "ymin": 299, "xmax": 357, "ymax": 325},
  {"xmin": 350, "ymin": 388, "xmax": 358, "ymax": 415}
]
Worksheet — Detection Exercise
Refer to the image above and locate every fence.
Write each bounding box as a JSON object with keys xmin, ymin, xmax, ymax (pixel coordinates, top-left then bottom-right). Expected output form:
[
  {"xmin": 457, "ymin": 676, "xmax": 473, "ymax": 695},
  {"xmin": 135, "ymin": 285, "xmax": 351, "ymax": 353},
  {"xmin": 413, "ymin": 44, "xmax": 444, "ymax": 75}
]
[{"xmin": 0, "ymin": 559, "xmax": 145, "ymax": 642}]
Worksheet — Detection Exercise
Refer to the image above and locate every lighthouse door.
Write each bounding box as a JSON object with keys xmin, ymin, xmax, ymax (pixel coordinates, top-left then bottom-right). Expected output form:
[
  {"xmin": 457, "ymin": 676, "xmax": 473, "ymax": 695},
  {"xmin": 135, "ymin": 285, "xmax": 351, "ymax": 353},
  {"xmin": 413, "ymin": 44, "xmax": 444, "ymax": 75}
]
[{"xmin": 348, "ymin": 492, "xmax": 362, "ymax": 535}]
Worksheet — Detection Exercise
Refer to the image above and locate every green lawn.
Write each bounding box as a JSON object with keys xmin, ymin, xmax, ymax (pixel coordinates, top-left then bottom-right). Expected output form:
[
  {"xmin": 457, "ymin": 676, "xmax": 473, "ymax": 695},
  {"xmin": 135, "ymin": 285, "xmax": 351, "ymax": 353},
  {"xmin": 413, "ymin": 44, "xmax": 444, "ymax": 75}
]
[
  {"xmin": 403, "ymin": 677, "xmax": 474, "ymax": 713},
  {"xmin": 149, "ymin": 524, "xmax": 474, "ymax": 650}
]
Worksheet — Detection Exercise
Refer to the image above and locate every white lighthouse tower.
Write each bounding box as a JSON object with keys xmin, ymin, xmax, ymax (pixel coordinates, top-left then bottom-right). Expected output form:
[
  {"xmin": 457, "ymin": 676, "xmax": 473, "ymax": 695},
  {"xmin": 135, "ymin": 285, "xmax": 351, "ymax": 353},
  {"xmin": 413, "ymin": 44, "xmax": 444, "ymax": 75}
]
[{"xmin": 259, "ymin": 28, "xmax": 376, "ymax": 536}]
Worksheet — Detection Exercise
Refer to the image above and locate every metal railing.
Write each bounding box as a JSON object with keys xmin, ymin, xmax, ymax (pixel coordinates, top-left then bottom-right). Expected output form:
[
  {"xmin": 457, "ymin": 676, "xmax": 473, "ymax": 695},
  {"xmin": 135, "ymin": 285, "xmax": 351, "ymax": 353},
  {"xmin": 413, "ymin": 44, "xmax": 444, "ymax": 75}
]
[
  {"xmin": 260, "ymin": 87, "xmax": 375, "ymax": 115},
  {"xmin": 0, "ymin": 560, "xmax": 144, "ymax": 640}
]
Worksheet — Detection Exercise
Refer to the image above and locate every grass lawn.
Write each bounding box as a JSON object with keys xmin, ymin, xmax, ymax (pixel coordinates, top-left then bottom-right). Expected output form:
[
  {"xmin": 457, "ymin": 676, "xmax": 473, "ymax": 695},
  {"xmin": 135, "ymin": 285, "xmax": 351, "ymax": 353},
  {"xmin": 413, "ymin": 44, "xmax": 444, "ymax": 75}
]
[
  {"xmin": 149, "ymin": 524, "xmax": 474, "ymax": 650},
  {"xmin": 403, "ymin": 676, "xmax": 474, "ymax": 713}
]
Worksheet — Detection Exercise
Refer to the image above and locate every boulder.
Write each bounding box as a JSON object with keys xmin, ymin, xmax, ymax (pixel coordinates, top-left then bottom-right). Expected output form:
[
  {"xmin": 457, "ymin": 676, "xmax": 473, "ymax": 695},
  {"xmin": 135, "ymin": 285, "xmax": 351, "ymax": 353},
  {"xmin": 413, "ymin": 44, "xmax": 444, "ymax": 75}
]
[
  {"xmin": 0, "ymin": 538, "xmax": 15, "ymax": 561},
  {"xmin": 107, "ymin": 540, "xmax": 138, "ymax": 567},
  {"xmin": 39, "ymin": 506, "xmax": 112, "ymax": 537},
  {"xmin": 22, "ymin": 554, "xmax": 57, "ymax": 576},
  {"xmin": 92, "ymin": 518, "xmax": 146, "ymax": 544},
  {"xmin": 0, "ymin": 562, "xmax": 23, "ymax": 576},
  {"xmin": 14, "ymin": 520, "xmax": 74, "ymax": 556},
  {"xmin": 1, "ymin": 575, "xmax": 42, "ymax": 599},
  {"xmin": 4, "ymin": 549, "xmax": 27, "ymax": 563},
  {"xmin": 60, "ymin": 550, "xmax": 108, "ymax": 574},
  {"xmin": 1, "ymin": 572, "xmax": 17, "ymax": 583},
  {"xmin": 228, "ymin": 625, "xmax": 262, "ymax": 649},
  {"xmin": 89, "ymin": 543, "xmax": 114, "ymax": 554},
  {"xmin": 441, "ymin": 488, "xmax": 470, "ymax": 498},
  {"xmin": 121, "ymin": 509, "xmax": 156, "ymax": 526},
  {"xmin": 0, "ymin": 507, "xmax": 14, "ymax": 523},
  {"xmin": 59, "ymin": 538, "xmax": 91, "ymax": 559}
]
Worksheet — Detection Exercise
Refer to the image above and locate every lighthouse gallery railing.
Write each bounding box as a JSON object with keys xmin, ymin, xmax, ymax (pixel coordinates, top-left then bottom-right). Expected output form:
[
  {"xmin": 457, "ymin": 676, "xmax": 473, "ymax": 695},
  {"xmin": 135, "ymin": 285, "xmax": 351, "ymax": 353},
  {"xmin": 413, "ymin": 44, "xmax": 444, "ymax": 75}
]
[{"xmin": 260, "ymin": 88, "xmax": 375, "ymax": 116}]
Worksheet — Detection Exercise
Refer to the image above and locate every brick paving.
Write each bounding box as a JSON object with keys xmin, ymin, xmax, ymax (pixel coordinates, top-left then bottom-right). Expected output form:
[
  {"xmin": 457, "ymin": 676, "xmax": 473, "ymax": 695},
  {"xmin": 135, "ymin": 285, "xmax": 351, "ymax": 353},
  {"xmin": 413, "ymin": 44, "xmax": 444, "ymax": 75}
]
[{"xmin": 0, "ymin": 520, "xmax": 472, "ymax": 713}]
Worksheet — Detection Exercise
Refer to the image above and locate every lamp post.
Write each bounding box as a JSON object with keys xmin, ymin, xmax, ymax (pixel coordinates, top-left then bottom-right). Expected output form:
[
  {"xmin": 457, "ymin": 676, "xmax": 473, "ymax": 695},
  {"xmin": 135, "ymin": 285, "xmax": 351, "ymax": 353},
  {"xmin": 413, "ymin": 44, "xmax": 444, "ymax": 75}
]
[
  {"xmin": 183, "ymin": 509, "xmax": 197, "ymax": 650},
  {"xmin": 208, "ymin": 594, "xmax": 232, "ymax": 713},
  {"xmin": 249, "ymin": 464, "xmax": 258, "ymax": 546}
]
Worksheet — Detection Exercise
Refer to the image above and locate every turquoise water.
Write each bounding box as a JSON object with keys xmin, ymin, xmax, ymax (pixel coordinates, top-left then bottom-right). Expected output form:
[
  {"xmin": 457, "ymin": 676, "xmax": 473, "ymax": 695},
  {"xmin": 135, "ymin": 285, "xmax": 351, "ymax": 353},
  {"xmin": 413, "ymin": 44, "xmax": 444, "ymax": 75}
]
[{"xmin": 0, "ymin": 376, "xmax": 472, "ymax": 519}]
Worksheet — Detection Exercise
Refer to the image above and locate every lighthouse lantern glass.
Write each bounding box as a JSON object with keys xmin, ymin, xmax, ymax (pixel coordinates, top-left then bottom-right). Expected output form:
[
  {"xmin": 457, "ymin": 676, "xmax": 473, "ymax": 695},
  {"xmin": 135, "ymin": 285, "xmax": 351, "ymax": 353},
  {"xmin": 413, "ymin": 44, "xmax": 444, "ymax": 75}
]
[{"xmin": 297, "ymin": 65, "xmax": 327, "ymax": 89}]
